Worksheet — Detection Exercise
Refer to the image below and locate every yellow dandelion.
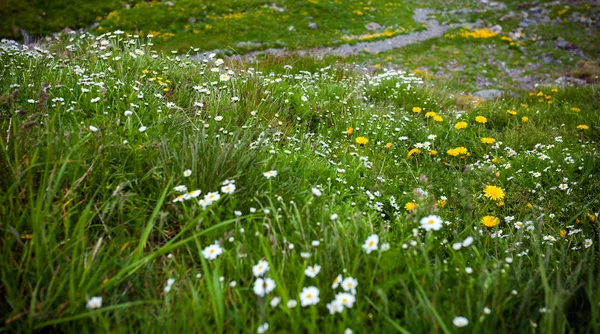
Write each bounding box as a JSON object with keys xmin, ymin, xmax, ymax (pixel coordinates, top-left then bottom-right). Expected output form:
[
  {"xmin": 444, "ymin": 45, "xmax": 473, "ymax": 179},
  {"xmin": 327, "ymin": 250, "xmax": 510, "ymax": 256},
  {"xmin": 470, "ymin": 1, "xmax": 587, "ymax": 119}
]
[
  {"xmin": 481, "ymin": 137, "xmax": 496, "ymax": 144},
  {"xmin": 507, "ymin": 110, "xmax": 517, "ymax": 116},
  {"xmin": 412, "ymin": 107, "xmax": 422, "ymax": 113},
  {"xmin": 577, "ymin": 125, "xmax": 589, "ymax": 130},
  {"xmin": 475, "ymin": 116, "xmax": 487, "ymax": 124},
  {"xmin": 346, "ymin": 127, "xmax": 354, "ymax": 136},
  {"xmin": 521, "ymin": 116, "xmax": 528, "ymax": 122},
  {"xmin": 356, "ymin": 137, "xmax": 369, "ymax": 145},
  {"xmin": 481, "ymin": 215, "xmax": 500, "ymax": 227},
  {"xmin": 405, "ymin": 202, "xmax": 417, "ymax": 211},
  {"xmin": 483, "ymin": 185, "xmax": 504, "ymax": 201},
  {"xmin": 454, "ymin": 121, "xmax": 468, "ymax": 129},
  {"xmin": 407, "ymin": 148, "xmax": 420, "ymax": 158}
]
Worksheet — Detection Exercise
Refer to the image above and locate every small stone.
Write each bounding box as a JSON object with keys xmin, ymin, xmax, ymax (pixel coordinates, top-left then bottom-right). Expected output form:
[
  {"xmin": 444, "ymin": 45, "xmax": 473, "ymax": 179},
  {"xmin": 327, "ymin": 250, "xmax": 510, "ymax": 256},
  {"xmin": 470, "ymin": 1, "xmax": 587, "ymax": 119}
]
[
  {"xmin": 489, "ymin": 25, "xmax": 502, "ymax": 33},
  {"xmin": 188, "ymin": 17, "xmax": 197, "ymax": 23},
  {"xmin": 555, "ymin": 37, "xmax": 575, "ymax": 50},
  {"xmin": 164, "ymin": 1, "xmax": 174, "ymax": 6},
  {"xmin": 555, "ymin": 76, "xmax": 587, "ymax": 86},
  {"xmin": 472, "ymin": 89, "xmax": 504, "ymax": 99},
  {"xmin": 308, "ymin": 22, "xmax": 318, "ymax": 29},
  {"xmin": 365, "ymin": 22, "xmax": 382, "ymax": 31}
]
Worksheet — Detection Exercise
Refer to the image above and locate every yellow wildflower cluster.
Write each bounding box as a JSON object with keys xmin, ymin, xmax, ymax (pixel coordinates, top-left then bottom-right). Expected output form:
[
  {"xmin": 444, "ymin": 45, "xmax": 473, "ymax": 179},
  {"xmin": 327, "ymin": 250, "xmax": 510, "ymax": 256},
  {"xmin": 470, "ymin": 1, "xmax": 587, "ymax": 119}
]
[
  {"xmin": 447, "ymin": 147, "xmax": 469, "ymax": 157},
  {"xmin": 341, "ymin": 29, "xmax": 405, "ymax": 42}
]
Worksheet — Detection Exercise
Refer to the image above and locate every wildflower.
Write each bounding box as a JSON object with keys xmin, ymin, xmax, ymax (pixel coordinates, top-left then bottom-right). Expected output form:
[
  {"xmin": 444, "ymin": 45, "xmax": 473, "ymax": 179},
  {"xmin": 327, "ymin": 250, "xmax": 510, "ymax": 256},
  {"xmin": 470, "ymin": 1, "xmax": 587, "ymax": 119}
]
[
  {"xmin": 139, "ymin": 126, "xmax": 147, "ymax": 132},
  {"xmin": 164, "ymin": 278, "xmax": 176, "ymax": 293},
  {"xmin": 355, "ymin": 137, "xmax": 369, "ymax": 145},
  {"xmin": 481, "ymin": 216, "xmax": 500, "ymax": 228},
  {"xmin": 433, "ymin": 115, "xmax": 443, "ymax": 122},
  {"xmin": 253, "ymin": 278, "xmax": 276, "ymax": 297},
  {"xmin": 454, "ymin": 121, "xmax": 468, "ymax": 129},
  {"xmin": 252, "ymin": 260, "xmax": 270, "ymax": 277},
  {"xmin": 405, "ymin": 202, "xmax": 417, "ymax": 211},
  {"xmin": 483, "ymin": 185, "xmax": 505, "ymax": 201},
  {"xmin": 257, "ymin": 323, "xmax": 269, "ymax": 333},
  {"xmin": 300, "ymin": 286, "xmax": 320, "ymax": 306},
  {"xmin": 87, "ymin": 296, "xmax": 103, "ymax": 310},
  {"xmin": 335, "ymin": 292, "xmax": 356, "ymax": 308},
  {"xmin": 453, "ymin": 316, "xmax": 469, "ymax": 327},
  {"xmin": 522, "ymin": 116, "xmax": 529, "ymax": 122},
  {"xmin": 89, "ymin": 125, "xmax": 99, "ymax": 132},
  {"xmin": 204, "ymin": 192, "xmax": 221, "ymax": 204},
  {"xmin": 311, "ymin": 187, "xmax": 322, "ymax": 197},
  {"xmin": 507, "ymin": 110, "xmax": 517, "ymax": 116},
  {"xmin": 420, "ymin": 215, "xmax": 443, "ymax": 231},
  {"xmin": 221, "ymin": 183, "xmax": 236, "ymax": 194},
  {"xmin": 584, "ymin": 239, "xmax": 593, "ymax": 248},
  {"xmin": 263, "ymin": 170, "xmax": 278, "ymax": 179},
  {"xmin": 188, "ymin": 190, "xmax": 201, "ymax": 198},
  {"xmin": 219, "ymin": 74, "xmax": 230, "ymax": 81},
  {"xmin": 341, "ymin": 277, "xmax": 358, "ymax": 294},
  {"xmin": 407, "ymin": 148, "xmax": 420, "ymax": 158},
  {"xmin": 332, "ymin": 274, "xmax": 343, "ymax": 289},
  {"xmin": 183, "ymin": 169, "xmax": 192, "ymax": 177},
  {"xmin": 429, "ymin": 150, "xmax": 438, "ymax": 156},
  {"xmin": 481, "ymin": 137, "xmax": 496, "ymax": 144},
  {"xmin": 425, "ymin": 111, "xmax": 436, "ymax": 118},
  {"xmin": 462, "ymin": 236, "xmax": 474, "ymax": 247},
  {"xmin": 558, "ymin": 184, "xmax": 569, "ymax": 190},
  {"xmin": 475, "ymin": 116, "xmax": 487, "ymax": 124},
  {"xmin": 305, "ymin": 265, "xmax": 321, "ymax": 278},
  {"xmin": 327, "ymin": 300, "xmax": 344, "ymax": 314},
  {"xmin": 202, "ymin": 243, "xmax": 223, "ymax": 260},
  {"xmin": 346, "ymin": 127, "xmax": 354, "ymax": 136},
  {"xmin": 385, "ymin": 142, "xmax": 393, "ymax": 150},
  {"xmin": 412, "ymin": 107, "xmax": 422, "ymax": 113},
  {"xmin": 287, "ymin": 300, "xmax": 298, "ymax": 308},
  {"xmin": 270, "ymin": 297, "xmax": 280, "ymax": 308},
  {"xmin": 577, "ymin": 124, "xmax": 589, "ymax": 130},
  {"xmin": 362, "ymin": 234, "xmax": 379, "ymax": 254}
]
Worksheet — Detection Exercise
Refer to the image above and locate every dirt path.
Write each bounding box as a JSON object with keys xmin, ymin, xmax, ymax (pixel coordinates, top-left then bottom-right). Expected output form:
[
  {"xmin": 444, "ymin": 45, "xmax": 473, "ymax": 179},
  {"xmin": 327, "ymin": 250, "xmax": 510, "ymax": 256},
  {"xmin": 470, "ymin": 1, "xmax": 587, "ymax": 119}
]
[{"xmin": 192, "ymin": 9, "xmax": 461, "ymax": 61}]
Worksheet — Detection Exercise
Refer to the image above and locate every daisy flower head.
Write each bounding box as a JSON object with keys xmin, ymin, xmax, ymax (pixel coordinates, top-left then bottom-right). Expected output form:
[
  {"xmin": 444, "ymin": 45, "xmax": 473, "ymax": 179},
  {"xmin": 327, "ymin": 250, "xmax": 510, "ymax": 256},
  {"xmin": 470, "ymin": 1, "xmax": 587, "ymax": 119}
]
[
  {"xmin": 183, "ymin": 169, "xmax": 192, "ymax": 177},
  {"xmin": 304, "ymin": 265, "xmax": 321, "ymax": 278},
  {"xmin": 483, "ymin": 185, "xmax": 505, "ymax": 201},
  {"xmin": 341, "ymin": 277, "xmax": 358, "ymax": 294},
  {"xmin": 362, "ymin": 234, "xmax": 379, "ymax": 254},
  {"xmin": 253, "ymin": 277, "xmax": 276, "ymax": 297},
  {"xmin": 453, "ymin": 316, "xmax": 469, "ymax": 327},
  {"xmin": 332, "ymin": 274, "xmax": 343, "ymax": 289},
  {"xmin": 327, "ymin": 300, "xmax": 344, "ymax": 314},
  {"xmin": 420, "ymin": 215, "xmax": 443, "ymax": 231},
  {"xmin": 202, "ymin": 243, "xmax": 223, "ymax": 260},
  {"xmin": 86, "ymin": 296, "xmax": 102, "ymax": 310},
  {"xmin": 311, "ymin": 187, "xmax": 322, "ymax": 197},
  {"xmin": 584, "ymin": 239, "xmax": 593, "ymax": 248},
  {"xmin": 300, "ymin": 286, "xmax": 320, "ymax": 307},
  {"xmin": 204, "ymin": 191, "xmax": 221, "ymax": 204},
  {"xmin": 252, "ymin": 259, "xmax": 270, "ymax": 277},
  {"xmin": 335, "ymin": 292, "xmax": 356, "ymax": 308},
  {"xmin": 263, "ymin": 170, "xmax": 278, "ymax": 179},
  {"xmin": 558, "ymin": 184, "xmax": 569, "ymax": 190},
  {"xmin": 481, "ymin": 216, "xmax": 500, "ymax": 228},
  {"xmin": 257, "ymin": 323, "xmax": 269, "ymax": 334},
  {"xmin": 221, "ymin": 183, "xmax": 236, "ymax": 194}
]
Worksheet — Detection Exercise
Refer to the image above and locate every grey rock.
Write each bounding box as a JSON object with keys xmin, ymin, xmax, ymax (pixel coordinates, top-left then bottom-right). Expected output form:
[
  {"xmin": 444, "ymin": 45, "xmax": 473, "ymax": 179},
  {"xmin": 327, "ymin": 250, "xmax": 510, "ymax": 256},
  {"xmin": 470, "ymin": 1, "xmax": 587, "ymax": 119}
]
[
  {"xmin": 365, "ymin": 22, "xmax": 382, "ymax": 31},
  {"xmin": 555, "ymin": 76, "xmax": 587, "ymax": 86},
  {"xmin": 489, "ymin": 25, "xmax": 502, "ymax": 33},
  {"xmin": 188, "ymin": 17, "xmax": 197, "ymax": 23},
  {"xmin": 519, "ymin": 18, "xmax": 537, "ymax": 27},
  {"xmin": 308, "ymin": 22, "xmax": 318, "ymax": 29},
  {"xmin": 164, "ymin": 1, "xmax": 174, "ymax": 6},
  {"xmin": 555, "ymin": 37, "xmax": 575, "ymax": 50},
  {"xmin": 472, "ymin": 89, "xmax": 504, "ymax": 99}
]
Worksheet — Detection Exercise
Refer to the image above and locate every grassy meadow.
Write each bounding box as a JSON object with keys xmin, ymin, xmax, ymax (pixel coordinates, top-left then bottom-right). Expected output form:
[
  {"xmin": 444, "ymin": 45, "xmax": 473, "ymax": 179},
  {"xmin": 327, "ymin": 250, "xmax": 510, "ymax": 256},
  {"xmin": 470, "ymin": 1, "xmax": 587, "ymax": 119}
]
[{"xmin": 1, "ymin": 0, "xmax": 600, "ymax": 333}]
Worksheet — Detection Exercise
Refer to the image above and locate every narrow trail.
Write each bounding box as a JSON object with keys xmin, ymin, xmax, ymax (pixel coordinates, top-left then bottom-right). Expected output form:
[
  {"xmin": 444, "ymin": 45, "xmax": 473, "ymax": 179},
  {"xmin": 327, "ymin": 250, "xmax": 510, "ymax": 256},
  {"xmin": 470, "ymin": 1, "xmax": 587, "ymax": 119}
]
[{"xmin": 192, "ymin": 9, "xmax": 464, "ymax": 61}]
